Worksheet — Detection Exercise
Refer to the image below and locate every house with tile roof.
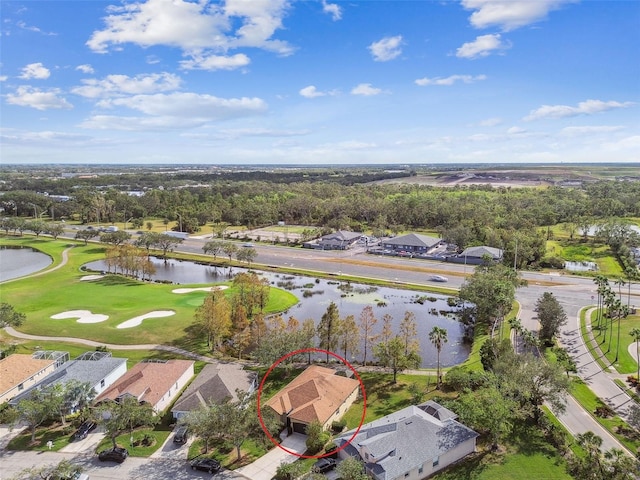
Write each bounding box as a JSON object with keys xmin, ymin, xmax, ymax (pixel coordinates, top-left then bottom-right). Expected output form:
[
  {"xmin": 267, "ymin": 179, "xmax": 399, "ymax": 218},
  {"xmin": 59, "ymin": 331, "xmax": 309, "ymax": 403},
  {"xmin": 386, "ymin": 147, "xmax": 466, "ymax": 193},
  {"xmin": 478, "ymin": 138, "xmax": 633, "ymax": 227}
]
[
  {"xmin": 171, "ymin": 363, "xmax": 257, "ymax": 419},
  {"xmin": 265, "ymin": 365, "xmax": 360, "ymax": 434},
  {"xmin": 9, "ymin": 351, "xmax": 127, "ymax": 408},
  {"xmin": 0, "ymin": 351, "xmax": 68, "ymax": 403},
  {"xmin": 95, "ymin": 359, "xmax": 194, "ymax": 414},
  {"xmin": 381, "ymin": 234, "xmax": 443, "ymax": 255},
  {"xmin": 335, "ymin": 401, "xmax": 478, "ymax": 480}
]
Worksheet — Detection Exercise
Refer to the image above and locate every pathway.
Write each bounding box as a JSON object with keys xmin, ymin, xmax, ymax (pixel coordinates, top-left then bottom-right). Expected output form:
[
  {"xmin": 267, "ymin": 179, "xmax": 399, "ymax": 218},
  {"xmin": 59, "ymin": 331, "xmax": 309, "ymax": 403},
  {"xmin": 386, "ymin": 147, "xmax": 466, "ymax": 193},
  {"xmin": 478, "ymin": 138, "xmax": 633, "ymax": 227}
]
[
  {"xmin": 3, "ymin": 327, "xmax": 216, "ymax": 364},
  {"xmin": 1, "ymin": 245, "xmax": 74, "ymax": 284}
]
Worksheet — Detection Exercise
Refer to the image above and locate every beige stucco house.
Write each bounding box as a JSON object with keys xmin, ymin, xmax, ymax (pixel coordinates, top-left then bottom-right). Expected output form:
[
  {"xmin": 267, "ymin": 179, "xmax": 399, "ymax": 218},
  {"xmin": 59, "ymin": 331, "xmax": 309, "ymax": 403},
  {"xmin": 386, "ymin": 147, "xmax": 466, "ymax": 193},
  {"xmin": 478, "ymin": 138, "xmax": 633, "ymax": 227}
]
[
  {"xmin": 95, "ymin": 359, "xmax": 194, "ymax": 414},
  {"xmin": 265, "ymin": 365, "xmax": 360, "ymax": 434},
  {"xmin": 0, "ymin": 351, "xmax": 68, "ymax": 403}
]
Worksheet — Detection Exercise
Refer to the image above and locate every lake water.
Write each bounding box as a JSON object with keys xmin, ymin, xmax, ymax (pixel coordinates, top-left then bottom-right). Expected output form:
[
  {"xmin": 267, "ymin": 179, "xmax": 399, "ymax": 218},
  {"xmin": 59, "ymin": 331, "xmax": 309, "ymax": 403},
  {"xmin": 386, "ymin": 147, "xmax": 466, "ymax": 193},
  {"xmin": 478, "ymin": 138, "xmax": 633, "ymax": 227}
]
[
  {"xmin": 0, "ymin": 247, "xmax": 53, "ymax": 282},
  {"xmin": 84, "ymin": 257, "xmax": 470, "ymax": 367}
]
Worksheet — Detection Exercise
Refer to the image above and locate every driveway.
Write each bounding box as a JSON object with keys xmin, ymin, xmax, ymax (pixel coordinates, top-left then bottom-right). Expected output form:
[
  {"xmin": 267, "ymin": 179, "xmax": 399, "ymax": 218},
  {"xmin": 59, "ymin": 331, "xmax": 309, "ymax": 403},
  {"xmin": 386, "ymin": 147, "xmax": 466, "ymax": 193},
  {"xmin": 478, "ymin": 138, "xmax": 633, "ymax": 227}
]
[
  {"xmin": 60, "ymin": 430, "xmax": 105, "ymax": 454},
  {"xmin": 150, "ymin": 429, "xmax": 191, "ymax": 460},
  {"xmin": 236, "ymin": 433, "xmax": 307, "ymax": 480}
]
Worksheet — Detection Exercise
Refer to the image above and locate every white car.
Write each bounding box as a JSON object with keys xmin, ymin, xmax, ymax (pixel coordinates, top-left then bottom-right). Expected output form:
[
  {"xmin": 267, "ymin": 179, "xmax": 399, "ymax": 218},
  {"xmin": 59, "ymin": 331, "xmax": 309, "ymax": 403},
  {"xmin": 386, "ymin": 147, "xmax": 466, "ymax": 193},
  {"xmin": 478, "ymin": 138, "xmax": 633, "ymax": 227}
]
[{"xmin": 429, "ymin": 275, "xmax": 448, "ymax": 283}]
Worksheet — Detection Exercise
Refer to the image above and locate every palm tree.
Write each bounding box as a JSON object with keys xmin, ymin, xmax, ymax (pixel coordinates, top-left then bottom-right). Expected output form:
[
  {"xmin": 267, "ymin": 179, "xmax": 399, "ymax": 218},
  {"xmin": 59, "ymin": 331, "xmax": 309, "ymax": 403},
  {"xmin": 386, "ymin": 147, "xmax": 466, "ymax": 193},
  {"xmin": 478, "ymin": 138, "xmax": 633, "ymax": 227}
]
[
  {"xmin": 429, "ymin": 326, "xmax": 448, "ymax": 389},
  {"xmin": 508, "ymin": 317, "xmax": 523, "ymax": 353},
  {"xmin": 629, "ymin": 328, "xmax": 640, "ymax": 381}
]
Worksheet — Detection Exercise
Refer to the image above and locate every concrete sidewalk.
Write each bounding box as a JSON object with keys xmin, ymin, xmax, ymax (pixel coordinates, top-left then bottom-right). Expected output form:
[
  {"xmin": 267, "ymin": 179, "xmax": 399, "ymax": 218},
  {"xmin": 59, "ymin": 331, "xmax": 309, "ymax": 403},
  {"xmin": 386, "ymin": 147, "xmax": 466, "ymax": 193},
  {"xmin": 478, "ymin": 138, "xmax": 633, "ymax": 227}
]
[{"xmin": 236, "ymin": 433, "xmax": 307, "ymax": 480}]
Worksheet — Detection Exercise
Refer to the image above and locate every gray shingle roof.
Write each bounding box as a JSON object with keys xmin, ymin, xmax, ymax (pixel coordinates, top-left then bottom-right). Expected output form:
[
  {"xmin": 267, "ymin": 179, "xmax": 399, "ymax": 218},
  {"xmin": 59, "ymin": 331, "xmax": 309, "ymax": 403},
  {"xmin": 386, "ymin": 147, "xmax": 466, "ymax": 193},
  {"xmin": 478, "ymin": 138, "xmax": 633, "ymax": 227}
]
[
  {"xmin": 383, "ymin": 233, "xmax": 442, "ymax": 249},
  {"xmin": 9, "ymin": 352, "xmax": 126, "ymax": 404},
  {"xmin": 336, "ymin": 404, "xmax": 478, "ymax": 480},
  {"xmin": 172, "ymin": 363, "xmax": 256, "ymax": 413},
  {"xmin": 460, "ymin": 245, "xmax": 503, "ymax": 259}
]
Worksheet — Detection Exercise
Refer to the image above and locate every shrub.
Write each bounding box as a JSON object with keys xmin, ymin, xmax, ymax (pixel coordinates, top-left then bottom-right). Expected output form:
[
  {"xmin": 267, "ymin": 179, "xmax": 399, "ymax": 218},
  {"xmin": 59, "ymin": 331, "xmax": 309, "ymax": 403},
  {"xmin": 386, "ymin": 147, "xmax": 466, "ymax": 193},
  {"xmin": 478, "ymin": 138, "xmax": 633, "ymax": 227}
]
[{"xmin": 331, "ymin": 419, "xmax": 346, "ymax": 433}]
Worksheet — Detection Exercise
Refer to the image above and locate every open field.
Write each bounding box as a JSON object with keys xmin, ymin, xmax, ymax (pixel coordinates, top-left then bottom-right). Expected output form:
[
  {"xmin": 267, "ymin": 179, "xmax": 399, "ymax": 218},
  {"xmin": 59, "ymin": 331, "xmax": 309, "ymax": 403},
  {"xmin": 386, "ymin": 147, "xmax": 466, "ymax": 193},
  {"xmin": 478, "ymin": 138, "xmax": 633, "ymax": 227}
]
[{"xmin": 0, "ymin": 237, "xmax": 298, "ymax": 353}]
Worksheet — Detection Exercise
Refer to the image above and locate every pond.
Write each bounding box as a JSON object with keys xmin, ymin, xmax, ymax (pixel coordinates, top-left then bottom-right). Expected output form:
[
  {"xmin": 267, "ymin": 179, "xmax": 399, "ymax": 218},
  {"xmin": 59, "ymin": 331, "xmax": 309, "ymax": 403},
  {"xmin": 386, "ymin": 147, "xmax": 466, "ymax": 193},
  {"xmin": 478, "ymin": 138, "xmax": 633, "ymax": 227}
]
[
  {"xmin": 0, "ymin": 246, "xmax": 52, "ymax": 282},
  {"xmin": 83, "ymin": 257, "xmax": 470, "ymax": 368}
]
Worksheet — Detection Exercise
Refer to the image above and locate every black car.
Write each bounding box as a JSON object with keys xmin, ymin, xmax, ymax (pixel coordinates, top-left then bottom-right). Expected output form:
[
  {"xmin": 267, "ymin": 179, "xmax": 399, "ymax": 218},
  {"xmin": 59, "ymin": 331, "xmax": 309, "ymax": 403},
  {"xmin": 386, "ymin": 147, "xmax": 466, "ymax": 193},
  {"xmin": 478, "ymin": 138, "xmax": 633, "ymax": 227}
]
[
  {"xmin": 313, "ymin": 458, "xmax": 337, "ymax": 473},
  {"xmin": 98, "ymin": 447, "xmax": 128, "ymax": 463},
  {"xmin": 190, "ymin": 458, "xmax": 221, "ymax": 473},
  {"xmin": 173, "ymin": 425, "xmax": 189, "ymax": 444},
  {"xmin": 72, "ymin": 420, "xmax": 97, "ymax": 441}
]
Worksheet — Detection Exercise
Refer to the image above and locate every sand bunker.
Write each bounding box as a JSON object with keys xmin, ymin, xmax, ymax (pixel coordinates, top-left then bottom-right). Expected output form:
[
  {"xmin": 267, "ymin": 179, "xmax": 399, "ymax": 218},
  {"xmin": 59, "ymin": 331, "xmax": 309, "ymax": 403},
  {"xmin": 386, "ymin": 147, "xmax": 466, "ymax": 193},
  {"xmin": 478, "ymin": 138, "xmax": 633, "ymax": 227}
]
[
  {"xmin": 171, "ymin": 286, "xmax": 229, "ymax": 294},
  {"xmin": 116, "ymin": 311, "xmax": 175, "ymax": 329},
  {"xmin": 51, "ymin": 310, "xmax": 109, "ymax": 324},
  {"xmin": 80, "ymin": 275, "xmax": 103, "ymax": 281}
]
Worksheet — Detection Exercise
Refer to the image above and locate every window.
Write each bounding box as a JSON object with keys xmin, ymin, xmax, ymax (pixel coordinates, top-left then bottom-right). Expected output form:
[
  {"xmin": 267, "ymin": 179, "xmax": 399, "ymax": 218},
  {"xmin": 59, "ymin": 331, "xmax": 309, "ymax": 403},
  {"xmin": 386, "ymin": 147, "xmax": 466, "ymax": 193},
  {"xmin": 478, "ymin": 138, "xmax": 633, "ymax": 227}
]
[
  {"xmin": 432, "ymin": 456, "xmax": 439, "ymax": 467},
  {"xmin": 418, "ymin": 467, "xmax": 423, "ymax": 474},
  {"xmin": 404, "ymin": 474, "xmax": 409, "ymax": 478},
  {"xmin": 18, "ymin": 383, "xmax": 24, "ymax": 391},
  {"xmin": 100, "ymin": 379, "xmax": 105, "ymax": 388}
]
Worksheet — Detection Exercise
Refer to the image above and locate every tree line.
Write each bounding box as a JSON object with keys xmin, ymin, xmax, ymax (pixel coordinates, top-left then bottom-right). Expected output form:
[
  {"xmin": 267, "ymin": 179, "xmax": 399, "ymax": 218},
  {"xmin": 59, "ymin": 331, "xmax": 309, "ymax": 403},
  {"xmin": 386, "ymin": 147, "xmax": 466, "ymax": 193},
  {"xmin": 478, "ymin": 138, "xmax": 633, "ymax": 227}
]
[{"xmin": 2, "ymin": 179, "xmax": 639, "ymax": 268}]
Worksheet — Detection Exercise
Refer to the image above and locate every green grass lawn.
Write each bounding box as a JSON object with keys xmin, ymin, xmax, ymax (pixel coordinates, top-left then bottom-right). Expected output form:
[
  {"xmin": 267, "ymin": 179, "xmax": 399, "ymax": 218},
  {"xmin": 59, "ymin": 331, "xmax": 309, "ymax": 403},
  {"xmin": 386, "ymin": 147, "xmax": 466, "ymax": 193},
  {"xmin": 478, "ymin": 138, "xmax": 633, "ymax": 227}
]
[
  {"xmin": 7, "ymin": 422, "xmax": 76, "ymax": 452},
  {"xmin": 433, "ymin": 420, "xmax": 573, "ymax": 480},
  {"xmin": 570, "ymin": 378, "xmax": 640, "ymax": 454},
  {"xmin": 187, "ymin": 437, "xmax": 269, "ymax": 469},
  {"xmin": 588, "ymin": 308, "xmax": 640, "ymax": 375},
  {"xmin": 341, "ymin": 371, "xmax": 448, "ymax": 429},
  {"xmin": 0, "ymin": 237, "xmax": 298, "ymax": 354},
  {"xmin": 96, "ymin": 428, "xmax": 171, "ymax": 457}
]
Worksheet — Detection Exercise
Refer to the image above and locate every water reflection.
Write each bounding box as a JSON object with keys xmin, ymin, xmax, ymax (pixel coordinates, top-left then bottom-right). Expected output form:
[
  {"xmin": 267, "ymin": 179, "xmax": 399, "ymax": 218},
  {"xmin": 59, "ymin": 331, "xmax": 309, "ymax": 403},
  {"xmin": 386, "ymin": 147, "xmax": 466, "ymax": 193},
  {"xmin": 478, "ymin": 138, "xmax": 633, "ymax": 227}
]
[
  {"xmin": 84, "ymin": 257, "xmax": 470, "ymax": 367},
  {"xmin": 0, "ymin": 246, "xmax": 52, "ymax": 282}
]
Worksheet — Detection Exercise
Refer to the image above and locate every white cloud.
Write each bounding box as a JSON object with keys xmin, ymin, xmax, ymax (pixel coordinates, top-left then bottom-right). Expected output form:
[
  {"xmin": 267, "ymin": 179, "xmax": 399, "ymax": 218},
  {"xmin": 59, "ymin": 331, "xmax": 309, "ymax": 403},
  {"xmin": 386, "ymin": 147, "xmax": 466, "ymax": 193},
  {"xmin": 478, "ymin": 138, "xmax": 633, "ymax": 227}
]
[
  {"xmin": 415, "ymin": 74, "xmax": 487, "ymax": 86},
  {"xmin": 19, "ymin": 62, "xmax": 51, "ymax": 80},
  {"xmin": 560, "ymin": 125, "xmax": 625, "ymax": 137},
  {"xmin": 507, "ymin": 126, "xmax": 526, "ymax": 134},
  {"xmin": 79, "ymin": 115, "xmax": 210, "ymax": 131},
  {"xmin": 180, "ymin": 53, "xmax": 250, "ymax": 71},
  {"xmin": 75, "ymin": 64, "xmax": 95, "ymax": 74},
  {"xmin": 322, "ymin": 0, "xmax": 342, "ymax": 21},
  {"xmin": 146, "ymin": 55, "xmax": 161, "ymax": 65},
  {"xmin": 456, "ymin": 34, "xmax": 507, "ymax": 59},
  {"xmin": 87, "ymin": 0, "xmax": 293, "ymax": 57},
  {"xmin": 98, "ymin": 92, "xmax": 267, "ymax": 119},
  {"xmin": 1, "ymin": 130, "xmax": 92, "ymax": 145},
  {"xmin": 524, "ymin": 99, "xmax": 634, "ymax": 121},
  {"xmin": 479, "ymin": 117, "xmax": 502, "ymax": 127},
  {"xmin": 602, "ymin": 135, "xmax": 640, "ymax": 151},
  {"xmin": 299, "ymin": 85, "xmax": 325, "ymax": 98},
  {"xmin": 0, "ymin": 75, "xmax": 8, "ymax": 82},
  {"xmin": 462, "ymin": 0, "xmax": 575, "ymax": 31},
  {"xmin": 351, "ymin": 83, "xmax": 382, "ymax": 96},
  {"xmin": 6, "ymin": 86, "xmax": 72, "ymax": 110},
  {"xmin": 71, "ymin": 72, "xmax": 182, "ymax": 98},
  {"xmin": 368, "ymin": 35, "xmax": 403, "ymax": 62},
  {"xmin": 214, "ymin": 128, "xmax": 310, "ymax": 139},
  {"xmin": 16, "ymin": 20, "xmax": 56, "ymax": 36}
]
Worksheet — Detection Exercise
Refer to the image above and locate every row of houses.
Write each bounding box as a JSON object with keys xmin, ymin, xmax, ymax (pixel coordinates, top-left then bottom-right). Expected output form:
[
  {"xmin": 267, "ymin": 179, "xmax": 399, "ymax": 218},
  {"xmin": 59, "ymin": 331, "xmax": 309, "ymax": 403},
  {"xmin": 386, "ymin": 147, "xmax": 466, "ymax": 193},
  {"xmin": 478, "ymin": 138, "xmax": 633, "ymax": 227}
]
[
  {"xmin": 2, "ymin": 353, "xmax": 478, "ymax": 479},
  {"xmin": 1, "ymin": 351, "xmax": 255, "ymax": 419}
]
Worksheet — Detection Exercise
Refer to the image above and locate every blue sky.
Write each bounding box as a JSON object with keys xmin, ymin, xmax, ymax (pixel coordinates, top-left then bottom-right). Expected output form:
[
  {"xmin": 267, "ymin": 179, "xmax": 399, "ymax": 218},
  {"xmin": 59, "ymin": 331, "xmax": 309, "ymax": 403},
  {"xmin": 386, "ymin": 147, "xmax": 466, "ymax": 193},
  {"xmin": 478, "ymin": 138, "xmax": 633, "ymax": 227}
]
[{"xmin": 1, "ymin": 0, "xmax": 638, "ymax": 165}]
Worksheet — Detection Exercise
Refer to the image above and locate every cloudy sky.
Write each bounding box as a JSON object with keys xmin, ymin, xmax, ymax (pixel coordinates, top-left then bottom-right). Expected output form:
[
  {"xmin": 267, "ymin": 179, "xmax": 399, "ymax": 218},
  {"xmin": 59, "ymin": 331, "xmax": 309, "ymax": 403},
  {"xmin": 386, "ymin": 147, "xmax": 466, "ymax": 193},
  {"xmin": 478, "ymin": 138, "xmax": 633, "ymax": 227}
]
[{"xmin": 1, "ymin": 0, "xmax": 638, "ymax": 165}]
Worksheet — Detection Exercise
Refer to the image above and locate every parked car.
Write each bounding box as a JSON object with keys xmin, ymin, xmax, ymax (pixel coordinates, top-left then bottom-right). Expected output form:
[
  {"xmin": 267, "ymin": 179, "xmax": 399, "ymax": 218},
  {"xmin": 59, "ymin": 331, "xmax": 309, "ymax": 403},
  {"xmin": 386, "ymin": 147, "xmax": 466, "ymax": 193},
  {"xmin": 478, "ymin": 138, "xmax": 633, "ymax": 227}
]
[
  {"xmin": 98, "ymin": 447, "xmax": 128, "ymax": 463},
  {"xmin": 313, "ymin": 458, "xmax": 337, "ymax": 473},
  {"xmin": 429, "ymin": 275, "xmax": 449, "ymax": 283},
  {"xmin": 190, "ymin": 458, "xmax": 221, "ymax": 473},
  {"xmin": 72, "ymin": 420, "xmax": 97, "ymax": 441},
  {"xmin": 173, "ymin": 425, "xmax": 189, "ymax": 444}
]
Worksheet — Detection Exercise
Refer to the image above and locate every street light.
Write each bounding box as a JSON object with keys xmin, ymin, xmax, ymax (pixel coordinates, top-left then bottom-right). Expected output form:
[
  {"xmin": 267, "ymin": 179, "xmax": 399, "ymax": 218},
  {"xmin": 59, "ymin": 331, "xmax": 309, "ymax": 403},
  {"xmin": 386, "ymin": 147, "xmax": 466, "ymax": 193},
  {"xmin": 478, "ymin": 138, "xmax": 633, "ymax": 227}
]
[
  {"xmin": 124, "ymin": 217, "xmax": 133, "ymax": 231},
  {"xmin": 176, "ymin": 213, "xmax": 183, "ymax": 232}
]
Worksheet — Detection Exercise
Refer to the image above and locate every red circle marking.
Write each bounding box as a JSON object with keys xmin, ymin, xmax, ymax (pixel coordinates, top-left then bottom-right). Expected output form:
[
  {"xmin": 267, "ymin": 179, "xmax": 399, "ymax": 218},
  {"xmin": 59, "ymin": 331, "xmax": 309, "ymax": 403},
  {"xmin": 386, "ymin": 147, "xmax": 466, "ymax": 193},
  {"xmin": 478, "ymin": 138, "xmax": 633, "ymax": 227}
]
[{"xmin": 256, "ymin": 348, "xmax": 367, "ymax": 459}]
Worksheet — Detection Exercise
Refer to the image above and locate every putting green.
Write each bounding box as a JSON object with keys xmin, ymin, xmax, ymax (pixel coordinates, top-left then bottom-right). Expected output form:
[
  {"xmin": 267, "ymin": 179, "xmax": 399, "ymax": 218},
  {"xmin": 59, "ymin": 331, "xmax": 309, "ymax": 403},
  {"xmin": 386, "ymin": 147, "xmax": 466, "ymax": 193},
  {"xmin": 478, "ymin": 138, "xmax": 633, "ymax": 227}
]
[{"xmin": 0, "ymin": 237, "xmax": 298, "ymax": 349}]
